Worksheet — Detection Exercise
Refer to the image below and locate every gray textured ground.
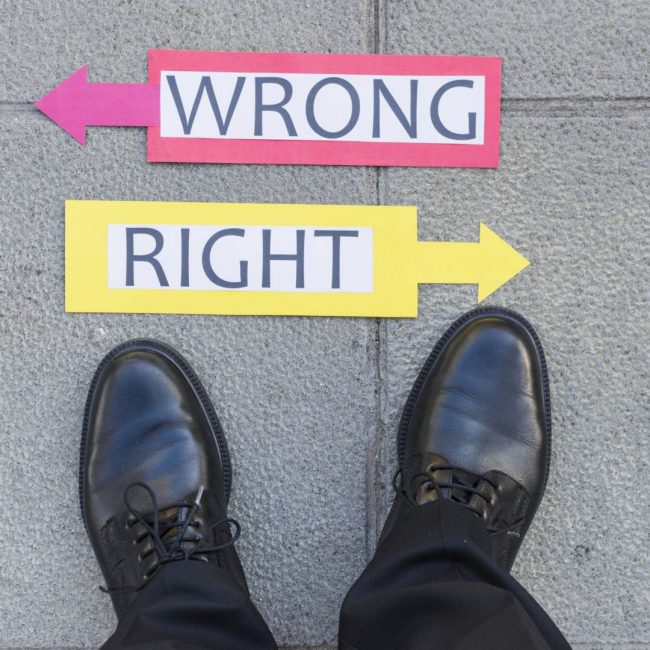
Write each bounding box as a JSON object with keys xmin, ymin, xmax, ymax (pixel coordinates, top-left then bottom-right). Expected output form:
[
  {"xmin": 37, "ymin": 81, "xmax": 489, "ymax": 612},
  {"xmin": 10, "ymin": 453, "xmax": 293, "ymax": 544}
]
[{"xmin": 0, "ymin": 1, "xmax": 648, "ymax": 648}]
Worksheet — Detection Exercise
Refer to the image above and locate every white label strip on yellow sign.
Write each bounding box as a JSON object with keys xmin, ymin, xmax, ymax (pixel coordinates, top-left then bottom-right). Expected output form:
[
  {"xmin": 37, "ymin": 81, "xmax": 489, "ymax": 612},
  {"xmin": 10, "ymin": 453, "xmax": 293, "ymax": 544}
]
[{"xmin": 65, "ymin": 200, "xmax": 530, "ymax": 317}]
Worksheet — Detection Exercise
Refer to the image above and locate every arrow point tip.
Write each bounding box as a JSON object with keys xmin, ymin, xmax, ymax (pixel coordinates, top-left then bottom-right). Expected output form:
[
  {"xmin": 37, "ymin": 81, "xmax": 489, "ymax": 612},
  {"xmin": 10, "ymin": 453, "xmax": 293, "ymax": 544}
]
[
  {"xmin": 35, "ymin": 65, "xmax": 89, "ymax": 143},
  {"xmin": 478, "ymin": 224, "xmax": 530, "ymax": 301}
]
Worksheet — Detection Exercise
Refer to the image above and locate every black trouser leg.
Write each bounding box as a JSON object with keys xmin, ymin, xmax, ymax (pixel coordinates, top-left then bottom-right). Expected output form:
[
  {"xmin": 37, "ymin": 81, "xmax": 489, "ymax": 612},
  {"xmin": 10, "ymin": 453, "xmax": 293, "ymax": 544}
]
[
  {"xmin": 101, "ymin": 560, "xmax": 277, "ymax": 650},
  {"xmin": 339, "ymin": 500, "xmax": 572, "ymax": 650}
]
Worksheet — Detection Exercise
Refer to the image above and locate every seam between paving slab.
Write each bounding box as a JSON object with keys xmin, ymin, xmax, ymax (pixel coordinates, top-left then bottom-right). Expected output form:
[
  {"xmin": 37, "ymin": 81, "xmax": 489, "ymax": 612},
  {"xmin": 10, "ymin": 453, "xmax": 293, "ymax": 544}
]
[
  {"xmin": 3, "ymin": 96, "xmax": 650, "ymax": 119},
  {"xmin": 363, "ymin": 0, "xmax": 385, "ymax": 562},
  {"xmin": 369, "ymin": 0, "xmax": 383, "ymax": 559},
  {"xmin": 364, "ymin": 315, "xmax": 382, "ymax": 559},
  {"xmin": 369, "ymin": 171, "xmax": 390, "ymax": 554}
]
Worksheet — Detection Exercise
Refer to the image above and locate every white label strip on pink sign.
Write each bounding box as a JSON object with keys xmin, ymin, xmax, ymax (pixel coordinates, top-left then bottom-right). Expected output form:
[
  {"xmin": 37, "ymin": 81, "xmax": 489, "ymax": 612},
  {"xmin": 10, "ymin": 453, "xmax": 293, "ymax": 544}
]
[{"xmin": 36, "ymin": 50, "xmax": 501, "ymax": 167}]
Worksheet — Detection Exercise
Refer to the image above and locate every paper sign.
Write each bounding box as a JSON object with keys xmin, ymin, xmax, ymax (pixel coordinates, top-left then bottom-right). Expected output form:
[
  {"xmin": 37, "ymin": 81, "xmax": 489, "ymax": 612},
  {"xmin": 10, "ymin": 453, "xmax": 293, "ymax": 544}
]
[
  {"xmin": 66, "ymin": 201, "xmax": 529, "ymax": 317},
  {"xmin": 36, "ymin": 51, "xmax": 501, "ymax": 167},
  {"xmin": 148, "ymin": 50, "xmax": 501, "ymax": 167}
]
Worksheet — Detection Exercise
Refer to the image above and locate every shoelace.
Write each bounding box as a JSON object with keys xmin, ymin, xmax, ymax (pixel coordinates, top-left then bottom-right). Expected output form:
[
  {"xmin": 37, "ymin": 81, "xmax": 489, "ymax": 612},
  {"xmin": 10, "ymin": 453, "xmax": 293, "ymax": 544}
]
[
  {"xmin": 393, "ymin": 466, "xmax": 523, "ymax": 537},
  {"xmin": 100, "ymin": 482, "xmax": 240, "ymax": 594}
]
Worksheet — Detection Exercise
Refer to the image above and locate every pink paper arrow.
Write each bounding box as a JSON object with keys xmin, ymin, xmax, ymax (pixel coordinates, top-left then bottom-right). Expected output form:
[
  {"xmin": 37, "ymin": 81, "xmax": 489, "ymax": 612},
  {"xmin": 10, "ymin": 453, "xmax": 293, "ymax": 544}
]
[{"xmin": 35, "ymin": 66, "xmax": 160, "ymax": 144}]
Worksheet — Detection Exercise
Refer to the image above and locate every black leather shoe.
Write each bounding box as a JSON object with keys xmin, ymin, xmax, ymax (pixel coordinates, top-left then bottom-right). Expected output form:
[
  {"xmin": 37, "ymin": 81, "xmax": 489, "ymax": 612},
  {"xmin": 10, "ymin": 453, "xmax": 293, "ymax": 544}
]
[
  {"xmin": 388, "ymin": 307, "xmax": 551, "ymax": 571},
  {"xmin": 80, "ymin": 339, "xmax": 247, "ymax": 617}
]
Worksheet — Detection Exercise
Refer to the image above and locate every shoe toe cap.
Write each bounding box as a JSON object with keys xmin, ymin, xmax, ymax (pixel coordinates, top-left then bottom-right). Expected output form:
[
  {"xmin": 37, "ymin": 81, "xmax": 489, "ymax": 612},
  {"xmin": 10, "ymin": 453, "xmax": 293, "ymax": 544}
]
[
  {"xmin": 407, "ymin": 311, "xmax": 550, "ymax": 498},
  {"xmin": 82, "ymin": 341, "xmax": 224, "ymax": 530}
]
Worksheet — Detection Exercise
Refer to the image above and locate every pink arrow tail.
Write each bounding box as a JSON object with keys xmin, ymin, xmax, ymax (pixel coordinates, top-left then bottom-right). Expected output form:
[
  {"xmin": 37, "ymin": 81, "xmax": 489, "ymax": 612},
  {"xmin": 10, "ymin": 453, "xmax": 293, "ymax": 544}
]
[
  {"xmin": 36, "ymin": 66, "xmax": 160, "ymax": 144},
  {"xmin": 83, "ymin": 81, "xmax": 159, "ymax": 127}
]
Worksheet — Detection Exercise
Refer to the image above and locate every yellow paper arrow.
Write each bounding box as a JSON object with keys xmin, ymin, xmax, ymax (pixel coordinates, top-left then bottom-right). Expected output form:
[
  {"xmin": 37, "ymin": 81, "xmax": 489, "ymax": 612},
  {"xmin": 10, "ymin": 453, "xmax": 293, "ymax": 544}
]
[
  {"xmin": 66, "ymin": 201, "xmax": 530, "ymax": 317},
  {"xmin": 416, "ymin": 223, "xmax": 530, "ymax": 303}
]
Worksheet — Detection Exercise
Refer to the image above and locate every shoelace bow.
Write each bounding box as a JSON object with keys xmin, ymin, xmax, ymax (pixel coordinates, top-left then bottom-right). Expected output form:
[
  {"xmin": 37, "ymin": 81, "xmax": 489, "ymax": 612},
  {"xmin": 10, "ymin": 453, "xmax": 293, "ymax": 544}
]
[
  {"xmin": 393, "ymin": 465, "xmax": 524, "ymax": 537},
  {"xmin": 101, "ymin": 482, "xmax": 240, "ymax": 594}
]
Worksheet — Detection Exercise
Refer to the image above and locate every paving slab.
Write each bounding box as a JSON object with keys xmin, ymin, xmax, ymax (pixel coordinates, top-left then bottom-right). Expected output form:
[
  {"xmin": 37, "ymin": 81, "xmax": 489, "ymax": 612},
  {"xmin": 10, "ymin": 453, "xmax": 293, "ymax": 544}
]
[
  {"xmin": 0, "ymin": 0, "xmax": 375, "ymax": 646},
  {"xmin": 375, "ymin": 112, "xmax": 650, "ymax": 648},
  {"xmin": 0, "ymin": 0, "xmax": 373, "ymax": 100},
  {"xmin": 0, "ymin": 113, "xmax": 378, "ymax": 647},
  {"xmin": 383, "ymin": 0, "xmax": 650, "ymax": 98}
]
